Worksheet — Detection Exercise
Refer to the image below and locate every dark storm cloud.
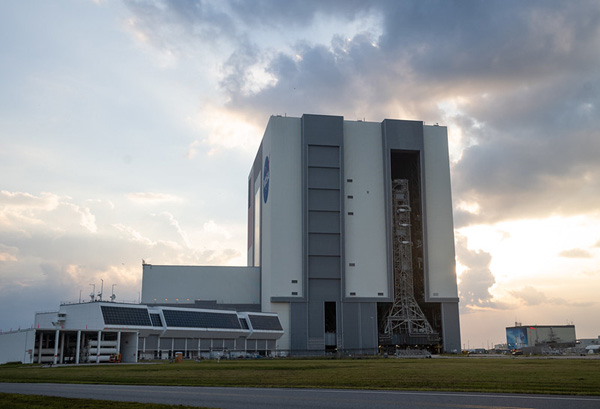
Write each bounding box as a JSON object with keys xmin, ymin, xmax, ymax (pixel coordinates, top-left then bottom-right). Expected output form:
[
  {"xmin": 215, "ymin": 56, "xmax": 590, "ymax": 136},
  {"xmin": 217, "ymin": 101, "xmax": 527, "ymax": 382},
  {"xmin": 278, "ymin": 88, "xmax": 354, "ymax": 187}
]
[
  {"xmin": 124, "ymin": 0, "xmax": 370, "ymax": 52},
  {"xmin": 379, "ymin": 1, "xmax": 600, "ymax": 82},
  {"xmin": 226, "ymin": 37, "xmax": 382, "ymax": 117},
  {"xmin": 126, "ymin": 0, "xmax": 600, "ymax": 225}
]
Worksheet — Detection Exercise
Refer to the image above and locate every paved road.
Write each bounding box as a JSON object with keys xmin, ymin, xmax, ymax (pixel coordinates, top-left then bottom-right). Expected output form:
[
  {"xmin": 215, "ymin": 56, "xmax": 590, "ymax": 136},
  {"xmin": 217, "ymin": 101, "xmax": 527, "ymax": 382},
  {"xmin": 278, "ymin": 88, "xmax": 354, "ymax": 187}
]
[{"xmin": 1, "ymin": 383, "xmax": 599, "ymax": 409}]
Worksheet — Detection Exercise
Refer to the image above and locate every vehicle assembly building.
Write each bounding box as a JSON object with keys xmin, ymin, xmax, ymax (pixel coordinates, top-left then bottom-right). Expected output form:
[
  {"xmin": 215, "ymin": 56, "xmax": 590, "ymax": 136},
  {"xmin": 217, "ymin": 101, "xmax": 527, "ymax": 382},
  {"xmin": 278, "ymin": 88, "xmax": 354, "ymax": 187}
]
[
  {"xmin": 1, "ymin": 114, "xmax": 461, "ymax": 363},
  {"xmin": 145, "ymin": 114, "xmax": 461, "ymax": 354}
]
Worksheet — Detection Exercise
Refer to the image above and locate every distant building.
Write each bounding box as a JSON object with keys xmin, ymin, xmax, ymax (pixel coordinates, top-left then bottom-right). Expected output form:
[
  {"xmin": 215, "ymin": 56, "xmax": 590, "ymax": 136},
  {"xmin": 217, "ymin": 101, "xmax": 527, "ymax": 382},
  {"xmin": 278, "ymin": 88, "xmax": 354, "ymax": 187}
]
[
  {"xmin": 577, "ymin": 336, "xmax": 600, "ymax": 355},
  {"xmin": 506, "ymin": 324, "xmax": 576, "ymax": 350}
]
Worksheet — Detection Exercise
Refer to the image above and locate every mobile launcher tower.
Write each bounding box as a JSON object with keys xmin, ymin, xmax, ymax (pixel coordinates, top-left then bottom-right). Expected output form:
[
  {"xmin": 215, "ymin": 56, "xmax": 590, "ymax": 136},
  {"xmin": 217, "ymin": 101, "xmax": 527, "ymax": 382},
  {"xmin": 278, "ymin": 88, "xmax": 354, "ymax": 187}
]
[{"xmin": 248, "ymin": 114, "xmax": 461, "ymax": 354}]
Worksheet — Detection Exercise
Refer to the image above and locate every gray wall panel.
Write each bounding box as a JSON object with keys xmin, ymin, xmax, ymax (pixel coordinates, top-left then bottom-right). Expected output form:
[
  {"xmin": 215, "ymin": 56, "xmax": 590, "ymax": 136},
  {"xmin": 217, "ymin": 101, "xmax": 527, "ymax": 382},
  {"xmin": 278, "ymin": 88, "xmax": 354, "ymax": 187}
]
[
  {"xmin": 308, "ymin": 256, "xmax": 340, "ymax": 279},
  {"xmin": 308, "ymin": 145, "xmax": 340, "ymax": 167},
  {"xmin": 359, "ymin": 303, "xmax": 378, "ymax": 351},
  {"xmin": 441, "ymin": 302, "xmax": 461, "ymax": 352},
  {"xmin": 342, "ymin": 302, "xmax": 359, "ymax": 349},
  {"xmin": 302, "ymin": 114, "xmax": 344, "ymax": 145},
  {"xmin": 381, "ymin": 120, "xmax": 424, "ymax": 151},
  {"xmin": 145, "ymin": 335, "xmax": 159, "ymax": 350},
  {"xmin": 341, "ymin": 302, "xmax": 377, "ymax": 351},
  {"xmin": 308, "ymin": 211, "xmax": 340, "ymax": 233},
  {"xmin": 159, "ymin": 338, "xmax": 171, "ymax": 350},
  {"xmin": 290, "ymin": 302, "xmax": 308, "ymax": 351},
  {"xmin": 174, "ymin": 338, "xmax": 185, "ymax": 350},
  {"xmin": 308, "ymin": 233, "xmax": 340, "ymax": 256},
  {"xmin": 308, "ymin": 190, "xmax": 340, "ymax": 211},
  {"xmin": 187, "ymin": 339, "xmax": 199, "ymax": 350},
  {"xmin": 308, "ymin": 167, "xmax": 340, "ymax": 189}
]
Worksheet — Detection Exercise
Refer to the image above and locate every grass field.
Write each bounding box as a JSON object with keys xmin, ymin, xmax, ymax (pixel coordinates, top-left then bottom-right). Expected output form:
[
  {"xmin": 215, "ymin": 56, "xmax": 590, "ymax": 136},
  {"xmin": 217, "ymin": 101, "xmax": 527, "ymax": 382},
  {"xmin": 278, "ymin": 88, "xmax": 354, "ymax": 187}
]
[{"xmin": 0, "ymin": 357, "xmax": 599, "ymax": 396}]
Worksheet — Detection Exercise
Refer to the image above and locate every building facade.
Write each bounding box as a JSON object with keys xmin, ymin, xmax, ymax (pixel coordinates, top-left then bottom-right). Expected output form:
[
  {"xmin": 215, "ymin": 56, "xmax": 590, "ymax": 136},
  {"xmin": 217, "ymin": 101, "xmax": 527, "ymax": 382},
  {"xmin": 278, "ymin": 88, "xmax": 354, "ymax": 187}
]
[
  {"xmin": 247, "ymin": 114, "xmax": 461, "ymax": 353},
  {"xmin": 0, "ymin": 301, "xmax": 283, "ymax": 365}
]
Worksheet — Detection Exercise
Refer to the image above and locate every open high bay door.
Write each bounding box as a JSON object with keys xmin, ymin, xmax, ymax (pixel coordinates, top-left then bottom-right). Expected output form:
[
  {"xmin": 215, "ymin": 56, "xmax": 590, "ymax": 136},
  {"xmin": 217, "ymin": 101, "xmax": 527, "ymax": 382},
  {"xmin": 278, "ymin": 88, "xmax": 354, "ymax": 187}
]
[{"xmin": 383, "ymin": 179, "xmax": 439, "ymax": 348}]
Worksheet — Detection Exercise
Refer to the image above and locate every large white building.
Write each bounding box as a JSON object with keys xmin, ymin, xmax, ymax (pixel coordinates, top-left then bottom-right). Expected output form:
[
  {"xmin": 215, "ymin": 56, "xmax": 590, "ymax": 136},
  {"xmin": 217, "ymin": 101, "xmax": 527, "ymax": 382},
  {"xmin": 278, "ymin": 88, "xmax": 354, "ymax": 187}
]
[{"xmin": 144, "ymin": 114, "xmax": 461, "ymax": 354}]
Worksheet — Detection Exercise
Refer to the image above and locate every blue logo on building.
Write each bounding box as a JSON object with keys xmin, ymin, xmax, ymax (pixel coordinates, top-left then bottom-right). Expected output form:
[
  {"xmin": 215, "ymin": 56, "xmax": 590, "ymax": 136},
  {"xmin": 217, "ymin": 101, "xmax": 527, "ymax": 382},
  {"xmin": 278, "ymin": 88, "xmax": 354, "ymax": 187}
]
[{"xmin": 263, "ymin": 155, "xmax": 270, "ymax": 203}]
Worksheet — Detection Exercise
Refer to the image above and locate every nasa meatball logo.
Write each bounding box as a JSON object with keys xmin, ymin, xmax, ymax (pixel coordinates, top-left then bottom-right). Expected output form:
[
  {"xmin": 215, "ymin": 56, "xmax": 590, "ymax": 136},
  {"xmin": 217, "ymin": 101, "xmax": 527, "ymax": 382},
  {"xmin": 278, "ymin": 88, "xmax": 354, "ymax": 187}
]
[{"xmin": 263, "ymin": 155, "xmax": 270, "ymax": 203}]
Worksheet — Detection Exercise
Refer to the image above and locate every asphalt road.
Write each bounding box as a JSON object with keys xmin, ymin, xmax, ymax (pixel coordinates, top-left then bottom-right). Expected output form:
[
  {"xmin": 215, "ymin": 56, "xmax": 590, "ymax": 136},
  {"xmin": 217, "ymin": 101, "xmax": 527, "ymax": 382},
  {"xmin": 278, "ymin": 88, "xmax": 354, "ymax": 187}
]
[{"xmin": 1, "ymin": 383, "xmax": 599, "ymax": 409}]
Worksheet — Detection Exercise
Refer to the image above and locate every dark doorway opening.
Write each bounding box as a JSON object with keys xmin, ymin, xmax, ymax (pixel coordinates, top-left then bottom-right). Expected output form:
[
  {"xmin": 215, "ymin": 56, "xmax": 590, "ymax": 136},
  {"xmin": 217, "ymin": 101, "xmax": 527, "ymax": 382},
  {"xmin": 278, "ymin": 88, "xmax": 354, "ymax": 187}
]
[{"xmin": 324, "ymin": 301, "xmax": 337, "ymax": 350}]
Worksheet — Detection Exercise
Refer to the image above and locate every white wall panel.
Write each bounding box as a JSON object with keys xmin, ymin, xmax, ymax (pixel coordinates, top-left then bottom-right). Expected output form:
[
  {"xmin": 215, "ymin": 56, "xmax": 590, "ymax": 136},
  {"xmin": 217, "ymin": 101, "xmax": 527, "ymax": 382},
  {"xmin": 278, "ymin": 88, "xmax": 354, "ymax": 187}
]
[
  {"xmin": 0, "ymin": 329, "xmax": 36, "ymax": 364},
  {"xmin": 343, "ymin": 121, "xmax": 388, "ymax": 298},
  {"xmin": 60, "ymin": 302, "xmax": 105, "ymax": 330},
  {"xmin": 261, "ymin": 116, "xmax": 303, "ymax": 308},
  {"xmin": 423, "ymin": 125, "xmax": 458, "ymax": 299},
  {"xmin": 270, "ymin": 302, "xmax": 291, "ymax": 351}
]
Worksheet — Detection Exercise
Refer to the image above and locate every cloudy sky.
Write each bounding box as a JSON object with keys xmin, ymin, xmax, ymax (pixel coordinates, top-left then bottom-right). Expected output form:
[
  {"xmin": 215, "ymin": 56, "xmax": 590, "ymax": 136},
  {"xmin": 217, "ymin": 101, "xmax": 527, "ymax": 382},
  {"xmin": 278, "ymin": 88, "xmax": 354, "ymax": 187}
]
[{"xmin": 1, "ymin": 0, "xmax": 599, "ymax": 348}]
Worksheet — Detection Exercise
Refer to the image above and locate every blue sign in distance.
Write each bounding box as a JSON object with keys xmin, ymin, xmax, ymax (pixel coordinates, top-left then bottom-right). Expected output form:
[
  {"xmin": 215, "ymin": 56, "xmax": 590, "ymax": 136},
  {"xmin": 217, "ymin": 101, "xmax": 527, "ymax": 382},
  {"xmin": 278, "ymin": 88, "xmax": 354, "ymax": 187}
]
[{"xmin": 263, "ymin": 155, "xmax": 270, "ymax": 203}]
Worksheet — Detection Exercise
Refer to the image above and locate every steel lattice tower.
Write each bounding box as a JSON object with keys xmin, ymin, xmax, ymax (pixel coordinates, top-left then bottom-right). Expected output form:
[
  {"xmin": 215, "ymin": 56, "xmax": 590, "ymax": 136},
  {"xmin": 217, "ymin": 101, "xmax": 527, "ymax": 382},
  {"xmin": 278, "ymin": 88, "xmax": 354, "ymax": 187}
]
[{"xmin": 384, "ymin": 179, "xmax": 435, "ymax": 337}]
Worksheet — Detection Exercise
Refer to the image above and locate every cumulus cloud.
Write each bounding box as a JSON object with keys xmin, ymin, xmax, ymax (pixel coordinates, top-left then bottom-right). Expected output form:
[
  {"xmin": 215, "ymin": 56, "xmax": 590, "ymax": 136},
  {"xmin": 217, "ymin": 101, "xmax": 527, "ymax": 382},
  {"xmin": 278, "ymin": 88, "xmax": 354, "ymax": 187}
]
[
  {"xmin": 0, "ymin": 189, "xmax": 242, "ymax": 330},
  {"xmin": 558, "ymin": 248, "xmax": 593, "ymax": 258},
  {"xmin": 509, "ymin": 285, "xmax": 595, "ymax": 308},
  {"xmin": 0, "ymin": 191, "xmax": 97, "ymax": 234},
  {"xmin": 455, "ymin": 234, "xmax": 509, "ymax": 311}
]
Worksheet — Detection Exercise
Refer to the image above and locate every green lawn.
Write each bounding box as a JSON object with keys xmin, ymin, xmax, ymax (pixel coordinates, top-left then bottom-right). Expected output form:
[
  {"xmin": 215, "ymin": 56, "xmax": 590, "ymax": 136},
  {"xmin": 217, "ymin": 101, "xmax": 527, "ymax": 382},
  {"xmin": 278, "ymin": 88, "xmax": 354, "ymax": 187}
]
[{"xmin": 0, "ymin": 357, "xmax": 599, "ymax": 396}]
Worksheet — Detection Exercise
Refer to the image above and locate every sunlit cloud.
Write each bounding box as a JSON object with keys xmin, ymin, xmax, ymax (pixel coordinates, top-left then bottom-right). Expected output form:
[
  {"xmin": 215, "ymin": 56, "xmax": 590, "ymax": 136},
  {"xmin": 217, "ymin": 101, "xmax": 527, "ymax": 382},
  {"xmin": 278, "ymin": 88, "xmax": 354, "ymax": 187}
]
[
  {"xmin": 0, "ymin": 191, "xmax": 97, "ymax": 233},
  {"xmin": 559, "ymin": 248, "xmax": 593, "ymax": 258},
  {"xmin": 509, "ymin": 285, "xmax": 595, "ymax": 308},
  {"xmin": 187, "ymin": 104, "xmax": 263, "ymax": 154},
  {"xmin": 455, "ymin": 233, "xmax": 511, "ymax": 312}
]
